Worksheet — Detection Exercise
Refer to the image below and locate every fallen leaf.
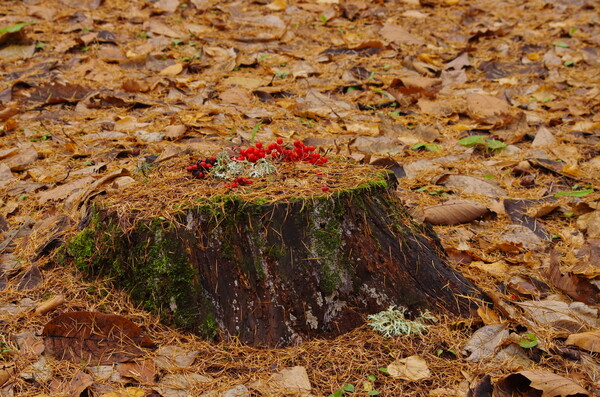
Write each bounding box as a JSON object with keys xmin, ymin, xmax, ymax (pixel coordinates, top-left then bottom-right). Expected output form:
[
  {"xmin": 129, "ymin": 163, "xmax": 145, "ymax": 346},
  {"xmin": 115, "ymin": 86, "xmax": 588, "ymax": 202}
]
[
  {"xmin": 270, "ymin": 366, "xmax": 312, "ymax": 395},
  {"xmin": 434, "ymin": 174, "xmax": 506, "ymax": 197},
  {"xmin": 117, "ymin": 359, "xmax": 156, "ymax": 384},
  {"xmin": 577, "ymin": 210, "xmax": 600, "ymax": 238},
  {"xmin": 154, "ymin": 345, "xmax": 199, "ymax": 370},
  {"xmin": 100, "ymin": 387, "xmax": 147, "ymax": 397},
  {"xmin": 27, "ymin": 82, "xmax": 92, "ymax": 105},
  {"xmin": 67, "ymin": 371, "xmax": 93, "ymax": 397},
  {"xmin": 462, "ymin": 324, "xmax": 509, "ymax": 362},
  {"xmin": 566, "ymin": 330, "xmax": 600, "ymax": 353},
  {"xmin": 37, "ymin": 176, "xmax": 95, "ymax": 205},
  {"xmin": 13, "ymin": 330, "xmax": 45, "ymax": 356},
  {"xmin": 494, "ymin": 370, "xmax": 589, "ymax": 397},
  {"xmin": 423, "ymin": 200, "xmax": 488, "ymax": 225},
  {"xmin": 531, "ymin": 126, "xmax": 557, "ymax": 147},
  {"xmin": 0, "ymin": 164, "xmax": 15, "ymax": 188},
  {"xmin": 19, "ymin": 356, "xmax": 52, "ymax": 384},
  {"xmin": 517, "ymin": 299, "xmax": 599, "ymax": 334},
  {"xmin": 154, "ymin": 373, "xmax": 213, "ymax": 397},
  {"xmin": 42, "ymin": 311, "xmax": 154, "ymax": 365},
  {"xmin": 388, "ymin": 76, "xmax": 442, "ymax": 106},
  {"xmin": 465, "ymin": 93, "xmax": 515, "ymax": 126},
  {"xmin": 547, "ymin": 251, "xmax": 600, "ymax": 305},
  {"xmin": 387, "ymin": 355, "xmax": 431, "ymax": 381},
  {"xmin": 379, "ymin": 22, "xmax": 425, "ymax": 45},
  {"xmin": 498, "ymin": 225, "xmax": 546, "ymax": 251},
  {"xmin": 3, "ymin": 145, "xmax": 38, "ymax": 171},
  {"xmin": 159, "ymin": 63, "xmax": 183, "ymax": 76},
  {"xmin": 16, "ymin": 264, "xmax": 43, "ymax": 290},
  {"xmin": 503, "ymin": 198, "xmax": 552, "ymax": 240}
]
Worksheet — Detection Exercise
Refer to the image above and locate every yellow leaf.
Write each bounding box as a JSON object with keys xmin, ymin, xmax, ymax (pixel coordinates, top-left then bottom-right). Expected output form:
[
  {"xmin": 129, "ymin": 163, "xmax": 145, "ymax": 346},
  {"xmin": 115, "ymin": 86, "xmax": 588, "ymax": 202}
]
[{"xmin": 159, "ymin": 63, "xmax": 183, "ymax": 76}]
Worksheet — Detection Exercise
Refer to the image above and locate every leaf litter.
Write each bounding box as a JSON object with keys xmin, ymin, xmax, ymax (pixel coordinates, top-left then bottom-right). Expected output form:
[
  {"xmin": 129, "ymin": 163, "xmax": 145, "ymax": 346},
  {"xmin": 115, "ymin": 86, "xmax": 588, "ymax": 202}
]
[{"xmin": 0, "ymin": 0, "xmax": 599, "ymax": 395}]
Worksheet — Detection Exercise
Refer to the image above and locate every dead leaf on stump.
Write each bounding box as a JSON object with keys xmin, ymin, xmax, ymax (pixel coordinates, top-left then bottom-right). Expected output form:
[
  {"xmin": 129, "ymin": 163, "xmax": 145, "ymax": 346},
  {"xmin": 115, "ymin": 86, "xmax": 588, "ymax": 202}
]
[{"xmin": 42, "ymin": 311, "xmax": 154, "ymax": 365}]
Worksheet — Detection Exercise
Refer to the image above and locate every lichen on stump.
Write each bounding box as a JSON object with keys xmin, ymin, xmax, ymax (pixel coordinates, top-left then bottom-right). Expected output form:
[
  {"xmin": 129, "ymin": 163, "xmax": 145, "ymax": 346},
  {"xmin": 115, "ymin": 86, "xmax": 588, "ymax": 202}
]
[{"xmin": 63, "ymin": 158, "xmax": 482, "ymax": 347}]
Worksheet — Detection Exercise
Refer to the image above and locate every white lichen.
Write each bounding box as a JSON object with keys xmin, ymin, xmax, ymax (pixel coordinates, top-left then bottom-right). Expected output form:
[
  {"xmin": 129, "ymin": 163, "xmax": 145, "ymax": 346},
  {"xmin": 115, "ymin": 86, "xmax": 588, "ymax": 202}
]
[
  {"xmin": 211, "ymin": 151, "xmax": 276, "ymax": 179},
  {"xmin": 367, "ymin": 306, "xmax": 437, "ymax": 338}
]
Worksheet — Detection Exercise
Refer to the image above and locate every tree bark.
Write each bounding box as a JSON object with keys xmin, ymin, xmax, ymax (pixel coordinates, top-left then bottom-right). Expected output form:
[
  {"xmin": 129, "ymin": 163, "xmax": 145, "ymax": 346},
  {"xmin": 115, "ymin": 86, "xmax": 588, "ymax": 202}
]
[{"xmin": 65, "ymin": 172, "xmax": 483, "ymax": 347}]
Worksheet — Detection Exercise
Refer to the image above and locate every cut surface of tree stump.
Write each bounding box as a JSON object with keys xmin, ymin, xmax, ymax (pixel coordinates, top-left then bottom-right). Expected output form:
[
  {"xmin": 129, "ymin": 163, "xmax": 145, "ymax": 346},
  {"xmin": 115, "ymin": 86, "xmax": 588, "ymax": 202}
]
[{"xmin": 64, "ymin": 160, "xmax": 482, "ymax": 347}]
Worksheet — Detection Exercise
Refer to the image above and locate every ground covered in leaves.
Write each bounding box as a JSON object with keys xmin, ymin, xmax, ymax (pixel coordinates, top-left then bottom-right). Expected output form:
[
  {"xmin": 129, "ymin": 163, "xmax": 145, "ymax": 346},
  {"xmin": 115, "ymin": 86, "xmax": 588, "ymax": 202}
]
[{"xmin": 0, "ymin": 0, "xmax": 599, "ymax": 395}]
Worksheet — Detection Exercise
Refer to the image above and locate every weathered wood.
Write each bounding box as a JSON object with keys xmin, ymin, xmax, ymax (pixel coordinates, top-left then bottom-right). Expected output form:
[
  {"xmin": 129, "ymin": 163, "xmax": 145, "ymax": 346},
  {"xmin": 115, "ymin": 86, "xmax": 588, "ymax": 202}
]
[{"xmin": 64, "ymin": 172, "xmax": 483, "ymax": 347}]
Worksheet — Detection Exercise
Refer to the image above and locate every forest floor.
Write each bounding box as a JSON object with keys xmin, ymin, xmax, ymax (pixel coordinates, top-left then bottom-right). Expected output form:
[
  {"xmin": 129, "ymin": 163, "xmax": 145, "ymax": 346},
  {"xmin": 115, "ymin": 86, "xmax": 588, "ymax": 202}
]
[{"xmin": 0, "ymin": 0, "xmax": 599, "ymax": 396}]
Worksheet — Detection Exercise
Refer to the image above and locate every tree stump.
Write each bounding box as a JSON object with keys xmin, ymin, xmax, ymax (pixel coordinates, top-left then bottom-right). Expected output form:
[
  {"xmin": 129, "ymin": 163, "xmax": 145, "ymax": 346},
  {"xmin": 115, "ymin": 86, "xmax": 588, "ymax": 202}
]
[{"xmin": 64, "ymin": 161, "xmax": 482, "ymax": 347}]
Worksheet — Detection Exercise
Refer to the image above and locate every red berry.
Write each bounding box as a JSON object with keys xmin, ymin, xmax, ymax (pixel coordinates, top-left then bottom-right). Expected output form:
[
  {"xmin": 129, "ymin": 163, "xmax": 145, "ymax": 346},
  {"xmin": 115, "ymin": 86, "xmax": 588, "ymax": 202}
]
[
  {"xmin": 276, "ymin": 138, "xmax": 283, "ymax": 144},
  {"xmin": 307, "ymin": 146, "xmax": 315, "ymax": 151},
  {"xmin": 293, "ymin": 140, "xmax": 301, "ymax": 147},
  {"xmin": 321, "ymin": 157, "xmax": 328, "ymax": 163},
  {"xmin": 322, "ymin": 186, "xmax": 329, "ymax": 192},
  {"xmin": 255, "ymin": 142, "xmax": 263, "ymax": 149},
  {"xmin": 197, "ymin": 172, "xmax": 204, "ymax": 178},
  {"xmin": 186, "ymin": 166, "xmax": 193, "ymax": 172},
  {"xmin": 237, "ymin": 156, "xmax": 245, "ymax": 161}
]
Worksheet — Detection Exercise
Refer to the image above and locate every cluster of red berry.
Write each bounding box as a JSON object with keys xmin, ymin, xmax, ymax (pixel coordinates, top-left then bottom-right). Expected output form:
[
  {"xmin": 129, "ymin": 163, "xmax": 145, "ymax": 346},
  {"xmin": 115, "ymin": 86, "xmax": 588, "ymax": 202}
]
[
  {"xmin": 237, "ymin": 139, "xmax": 328, "ymax": 165},
  {"xmin": 185, "ymin": 139, "xmax": 331, "ymax": 189},
  {"xmin": 225, "ymin": 176, "xmax": 253, "ymax": 189},
  {"xmin": 185, "ymin": 156, "xmax": 217, "ymax": 179}
]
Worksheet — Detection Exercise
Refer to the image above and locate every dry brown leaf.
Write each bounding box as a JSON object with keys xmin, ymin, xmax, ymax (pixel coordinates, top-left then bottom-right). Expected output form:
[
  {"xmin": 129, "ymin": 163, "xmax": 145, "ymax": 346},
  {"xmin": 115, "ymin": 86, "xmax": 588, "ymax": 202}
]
[
  {"xmin": 154, "ymin": 345, "xmax": 199, "ymax": 370},
  {"xmin": 219, "ymin": 87, "xmax": 253, "ymax": 106},
  {"xmin": 67, "ymin": 370, "xmax": 93, "ymax": 397},
  {"xmin": 494, "ymin": 370, "xmax": 589, "ymax": 397},
  {"xmin": 423, "ymin": 200, "xmax": 488, "ymax": 225},
  {"xmin": 387, "ymin": 355, "xmax": 431, "ymax": 381},
  {"xmin": 388, "ymin": 76, "xmax": 442, "ymax": 105},
  {"xmin": 547, "ymin": 251, "xmax": 600, "ymax": 306},
  {"xmin": 16, "ymin": 264, "xmax": 42, "ymax": 290},
  {"xmin": 379, "ymin": 22, "xmax": 424, "ymax": 45},
  {"xmin": 517, "ymin": 299, "xmax": 599, "ymax": 335},
  {"xmin": 42, "ymin": 311, "xmax": 154, "ymax": 365},
  {"xmin": 146, "ymin": 20, "xmax": 184, "ymax": 38},
  {"xmin": 159, "ymin": 63, "xmax": 183, "ymax": 76},
  {"xmin": 434, "ymin": 174, "xmax": 506, "ymax": 197},
  {"xmin": 476, "ymin": 305, "xmax": 501, "ymax": 325},
  {"xmin": 531, "ymin": 126, "xmax": 557, "ymax": 147},
  {"xmin": 118, "ymin": 359, "xmax": 156, "ymax": 384},
  {"xmin": 577, "ymin": 210, "xmax": 600, "ymax": 238},
  {"xmin": 565, "ymin": 330, "xmax": 600, "ymax": 353},
  {"xmin": 164, "ymin": 125, "xmax": 187, "ymax": 140},
  {"xmin": 465, "ymin": 93, "xmax": 514, "ymax": 126},
  {"xmin": 37, "ymin": 176, "xmax": 95, "ymax": 205},
  {"xmin": 3, "ymin": 145, "xmax": 38, "ymax": 171},
  {"xmin": 0, "ymin": 104, "xmax": 18, "ymax": 120}
]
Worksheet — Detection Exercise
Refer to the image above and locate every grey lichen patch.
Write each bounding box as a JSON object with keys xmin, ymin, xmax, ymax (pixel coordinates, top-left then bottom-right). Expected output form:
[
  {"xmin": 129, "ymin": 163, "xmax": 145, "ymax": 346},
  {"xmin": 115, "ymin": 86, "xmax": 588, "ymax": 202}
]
[{"xmin": 307, "ymin": 198, "xmax": 353, "ymax": 296}]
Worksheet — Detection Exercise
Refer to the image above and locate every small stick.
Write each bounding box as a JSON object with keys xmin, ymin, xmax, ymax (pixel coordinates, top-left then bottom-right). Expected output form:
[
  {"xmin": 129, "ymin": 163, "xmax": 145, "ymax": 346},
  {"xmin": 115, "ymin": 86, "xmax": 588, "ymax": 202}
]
[{"xmin": 34, "ymin": 294, "xmax": 65, "ymax": 316}]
